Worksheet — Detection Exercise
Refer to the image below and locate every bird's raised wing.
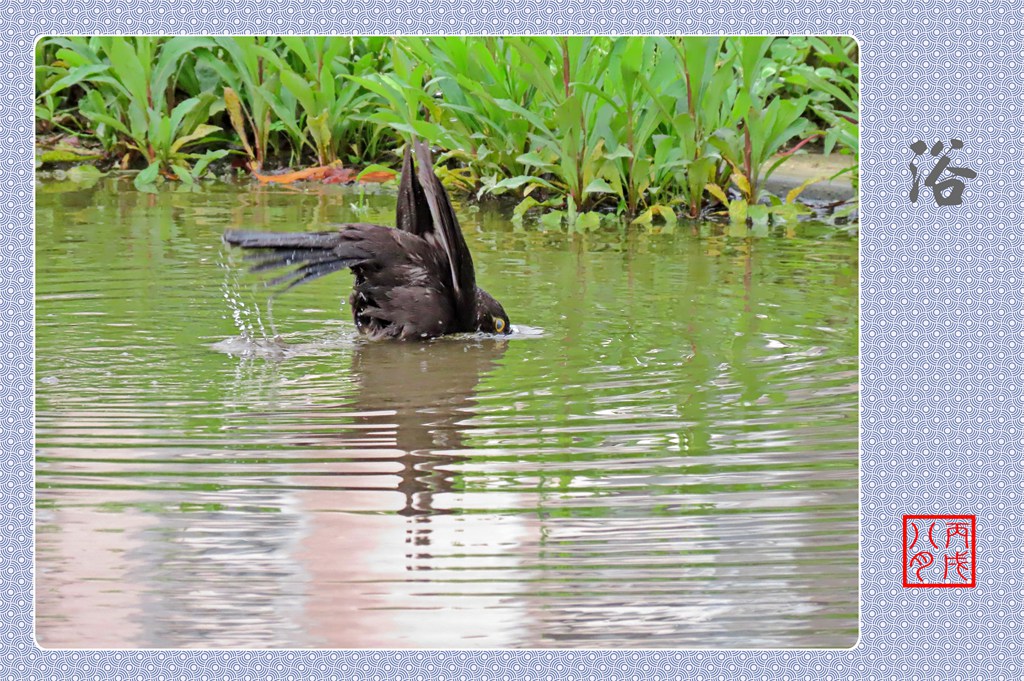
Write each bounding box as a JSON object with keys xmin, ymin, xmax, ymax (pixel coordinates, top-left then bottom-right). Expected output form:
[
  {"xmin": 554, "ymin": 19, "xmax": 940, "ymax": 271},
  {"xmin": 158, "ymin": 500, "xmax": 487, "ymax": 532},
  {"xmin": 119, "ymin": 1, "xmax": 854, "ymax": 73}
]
[
  {"xmin": 412, "ymin": 139, "xmax": 477, "ymax": 330},
  {"xmin": 395, "ymin": 143, "xmax": 433, "ymax": 238}
]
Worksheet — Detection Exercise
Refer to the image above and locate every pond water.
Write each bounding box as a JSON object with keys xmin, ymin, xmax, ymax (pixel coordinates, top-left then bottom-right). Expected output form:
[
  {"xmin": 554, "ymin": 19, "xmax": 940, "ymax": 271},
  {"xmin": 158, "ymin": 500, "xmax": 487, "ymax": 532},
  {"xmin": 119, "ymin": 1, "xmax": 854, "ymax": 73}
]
[{"xmin": 35, "ymin": 176, "xmax": 859, "ymax": 649}]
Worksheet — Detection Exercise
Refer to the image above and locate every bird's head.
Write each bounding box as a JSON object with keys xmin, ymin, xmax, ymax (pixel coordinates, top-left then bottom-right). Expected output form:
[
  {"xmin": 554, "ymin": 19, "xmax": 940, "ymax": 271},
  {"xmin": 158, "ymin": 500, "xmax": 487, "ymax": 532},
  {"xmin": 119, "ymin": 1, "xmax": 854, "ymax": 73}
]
[{"xmin": 474, "ymin": 288, "xmax": 512, "ymax": 335}]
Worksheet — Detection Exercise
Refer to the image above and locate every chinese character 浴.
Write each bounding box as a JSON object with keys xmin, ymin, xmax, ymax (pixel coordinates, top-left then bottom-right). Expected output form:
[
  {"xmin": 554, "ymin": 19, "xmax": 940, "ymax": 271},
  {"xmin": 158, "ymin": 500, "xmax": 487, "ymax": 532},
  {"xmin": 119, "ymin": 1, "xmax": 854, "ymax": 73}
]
[{"xmin": 908, "ymin": 139, "xmax": 977, "ymax": 206}]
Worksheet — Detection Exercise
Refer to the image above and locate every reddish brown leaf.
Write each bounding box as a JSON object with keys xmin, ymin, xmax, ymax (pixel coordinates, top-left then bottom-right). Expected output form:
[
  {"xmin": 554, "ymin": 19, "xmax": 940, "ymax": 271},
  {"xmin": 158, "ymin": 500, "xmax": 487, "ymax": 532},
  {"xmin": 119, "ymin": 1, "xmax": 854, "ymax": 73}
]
[
  {"xmin": 251, "ymin": 165, "xmax": 335, "ymax": 185},
  {"xmin": 357, "ymin": 170, "xmax": 397, "ymax": 184},
  {"xmin": 321, "ymin": 167, "xmax": 356, "ymax": 184}
]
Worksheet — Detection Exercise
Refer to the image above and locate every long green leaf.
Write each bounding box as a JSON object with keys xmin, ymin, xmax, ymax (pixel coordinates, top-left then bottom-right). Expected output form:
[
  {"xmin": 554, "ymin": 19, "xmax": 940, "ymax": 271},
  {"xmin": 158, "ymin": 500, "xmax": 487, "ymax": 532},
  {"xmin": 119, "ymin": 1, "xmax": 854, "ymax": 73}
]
[
  {"xmin": 279, "ymin": 69, "xmax": 318, "ymax": 116},
  {"xmin": 80, "ymin": 109, "xmax": 129, "ymax": 136},
  {"xmin": 37, "ymin": 63, "xmax": 110, "ymax": 99},
  {"xmin": 192, "ymin": 148, "xmax": 229, "ymax": 178},
  {"xmin": 104, "ymin": 38, "xmax": 149, "ymax": 107},
  {"xmin": 151, "ymin": 37, "xmax": 216, "ymax": 105}
]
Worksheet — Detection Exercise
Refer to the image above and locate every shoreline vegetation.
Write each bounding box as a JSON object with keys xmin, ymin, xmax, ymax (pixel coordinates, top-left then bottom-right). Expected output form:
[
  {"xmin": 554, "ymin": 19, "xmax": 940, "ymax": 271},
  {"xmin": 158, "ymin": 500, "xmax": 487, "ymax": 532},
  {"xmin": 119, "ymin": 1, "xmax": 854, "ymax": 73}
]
[{"xmin": 35, "ymin": 36, "xmax": 858, "ymax": 230}]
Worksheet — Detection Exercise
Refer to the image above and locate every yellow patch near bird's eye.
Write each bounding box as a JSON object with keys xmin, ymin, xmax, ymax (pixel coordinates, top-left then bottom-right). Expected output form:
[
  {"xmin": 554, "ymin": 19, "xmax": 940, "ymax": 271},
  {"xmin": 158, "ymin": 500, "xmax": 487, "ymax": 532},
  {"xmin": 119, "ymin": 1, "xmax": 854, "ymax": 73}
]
[{"xmin": 494, "ymin": 317, "xmax": 506, "ymax": 333}]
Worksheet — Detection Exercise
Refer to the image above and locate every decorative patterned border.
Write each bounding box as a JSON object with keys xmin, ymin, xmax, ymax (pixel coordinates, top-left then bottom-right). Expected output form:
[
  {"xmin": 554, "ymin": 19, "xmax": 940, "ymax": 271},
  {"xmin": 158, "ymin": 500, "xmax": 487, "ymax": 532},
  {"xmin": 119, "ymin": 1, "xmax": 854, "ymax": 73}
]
[{"xmin": 3, "ymin": 1, "xmax": 1022, "ymax": 677}]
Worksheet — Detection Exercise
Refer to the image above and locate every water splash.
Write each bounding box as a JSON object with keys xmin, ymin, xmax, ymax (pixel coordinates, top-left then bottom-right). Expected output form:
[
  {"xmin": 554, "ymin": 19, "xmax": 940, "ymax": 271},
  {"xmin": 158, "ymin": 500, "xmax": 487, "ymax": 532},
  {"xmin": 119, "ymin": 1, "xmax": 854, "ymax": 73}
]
[
  {"xmin": 221, "ymin": 258, "xmax": 270, "ymax": 339},
  {"xmin": 217, "ymin": 250, "xmax": 290, "ymax": 358}
]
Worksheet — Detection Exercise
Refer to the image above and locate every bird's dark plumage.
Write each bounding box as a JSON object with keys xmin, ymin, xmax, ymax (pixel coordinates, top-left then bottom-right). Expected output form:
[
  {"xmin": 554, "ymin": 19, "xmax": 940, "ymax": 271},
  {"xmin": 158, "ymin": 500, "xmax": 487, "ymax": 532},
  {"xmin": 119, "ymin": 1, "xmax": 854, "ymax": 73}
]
[{"xmin": 223, "ymin": 140, "xmax": 510, "ymax": 340}]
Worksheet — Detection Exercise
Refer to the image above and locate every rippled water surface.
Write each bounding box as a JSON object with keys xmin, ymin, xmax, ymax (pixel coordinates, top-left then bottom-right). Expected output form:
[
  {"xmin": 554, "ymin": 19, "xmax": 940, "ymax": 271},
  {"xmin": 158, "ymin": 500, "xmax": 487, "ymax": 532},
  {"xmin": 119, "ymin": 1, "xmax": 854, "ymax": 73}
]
[{"xmin": 35, "ymin": 177, "xmax": 858, "ymax": 648}]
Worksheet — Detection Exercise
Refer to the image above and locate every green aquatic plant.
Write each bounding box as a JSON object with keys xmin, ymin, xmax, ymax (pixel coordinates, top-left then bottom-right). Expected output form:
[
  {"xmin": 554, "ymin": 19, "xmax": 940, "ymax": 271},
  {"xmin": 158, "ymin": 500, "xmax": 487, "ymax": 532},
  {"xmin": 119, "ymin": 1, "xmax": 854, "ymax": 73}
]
[
  {"xmin": 275, "ymin": 37, "xmax": 388, "ymax": 165},
  {"xmin": 192, "ymin": 37, "xmax": 293, "ymax": 170},
  {"xmin": 37, "ymin": 37, "xmax": 227, "ymax": 188},
  {"xmin": 463, "ymin": 36, "xmax": 624, "ymax": 218},
  {"xmin": 579, "ymin": 37, "xmax": 681, "ymax": 218},
  {"xmin": 785, "ymin": 36, "xmax": 860, "ymax": 192},
  {"xmin": 704, "ymin": 37, "xmax": 814, "ymax": 215},
  {"xmin": 636, "ymin": 36, "xmax": 733, "ymax": 219},
  {"xmin": 36, "ymin": 37, "xmax": 127, "ymax": 149},
  {"xmin": 393, "ymin": 37, "xmax": 539, "ymax": 182},
  {"xmin": 33, "ymin": 35, "xmax": 858, "ymax": 226},
  {"xmin": 34, "ymin": 40, "xmax": 77, "ymax": 134},
  {"xmin": 347, "ymin": 43, "xmax": 473, "ymax": 167}
]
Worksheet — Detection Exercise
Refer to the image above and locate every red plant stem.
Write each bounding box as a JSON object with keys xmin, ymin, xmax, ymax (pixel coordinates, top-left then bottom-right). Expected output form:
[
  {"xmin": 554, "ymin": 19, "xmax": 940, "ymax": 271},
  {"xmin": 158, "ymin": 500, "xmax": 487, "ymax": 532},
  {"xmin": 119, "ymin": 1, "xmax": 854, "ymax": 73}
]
[
  {"xmin": 626, "ymin": 97, "xmax": 636, "ymax": 215},
  {"xmin": 776, "ymin": 133, "xmax": 823, "ymax": 159},
  {"xmin": 678, "ymin": 42, "xmax": 700, "ymax": 218},
  {"xmin": 743, "ymin": 125, "xmax": 752, "ymax": 186},
  {"xmin": 680, "ymin": 45, "xmax": 695, "ymax": 121},
  {"xmin": 257, "ymin": 54, "xmax": 265, "ymax": 166},
  {"xmin": 561, "ymin": 38, "xmax": 571, "ymax": 99},
  {"xmin": 562, "ymin": 38, "xmax": 585, "ymax": 208}
]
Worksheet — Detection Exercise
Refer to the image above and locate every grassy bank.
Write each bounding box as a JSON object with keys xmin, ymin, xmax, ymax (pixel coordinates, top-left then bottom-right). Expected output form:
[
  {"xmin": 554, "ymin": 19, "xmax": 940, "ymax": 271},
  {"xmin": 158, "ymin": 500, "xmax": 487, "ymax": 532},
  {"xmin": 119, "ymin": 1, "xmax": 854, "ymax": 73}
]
[{"xmin": 36, "ymin": 36, "xmax": 858, "ymax": 228}]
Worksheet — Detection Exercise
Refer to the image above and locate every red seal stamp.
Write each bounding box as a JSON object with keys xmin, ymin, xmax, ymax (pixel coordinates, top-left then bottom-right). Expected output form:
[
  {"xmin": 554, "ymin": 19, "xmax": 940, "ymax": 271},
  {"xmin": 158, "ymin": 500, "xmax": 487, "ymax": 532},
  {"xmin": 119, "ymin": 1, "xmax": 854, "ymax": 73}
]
[{"xmin": 902, "ymin": 515, "xmax": 976, "ymax": 587}]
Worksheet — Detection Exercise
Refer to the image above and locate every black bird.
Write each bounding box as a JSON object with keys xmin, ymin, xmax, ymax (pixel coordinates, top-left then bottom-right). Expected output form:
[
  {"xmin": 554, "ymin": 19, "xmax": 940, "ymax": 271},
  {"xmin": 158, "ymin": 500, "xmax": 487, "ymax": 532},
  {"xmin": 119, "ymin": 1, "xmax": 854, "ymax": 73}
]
[{"xmin": 223, "ymin": 140, "xmax": 510, "ymax": 340}]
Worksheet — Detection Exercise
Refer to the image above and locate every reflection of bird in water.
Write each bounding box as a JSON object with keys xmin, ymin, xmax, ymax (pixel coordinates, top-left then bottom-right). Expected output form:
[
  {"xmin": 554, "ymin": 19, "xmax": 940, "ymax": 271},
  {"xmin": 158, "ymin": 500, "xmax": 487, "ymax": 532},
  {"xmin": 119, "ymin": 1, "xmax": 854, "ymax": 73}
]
[
  {"xmin": 223, "ymin": 139, "xmax": 511, "ymax": 340},
  {"xmin": 349, "ymin": 338, "xmax": 508, "ymax": 519}
]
